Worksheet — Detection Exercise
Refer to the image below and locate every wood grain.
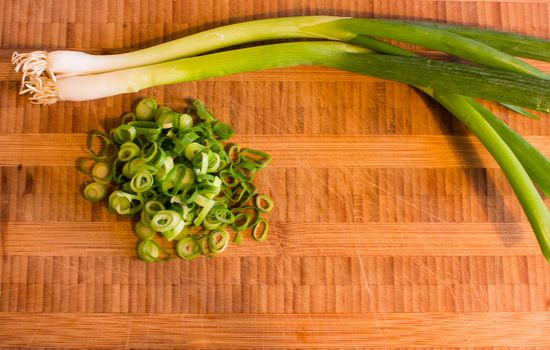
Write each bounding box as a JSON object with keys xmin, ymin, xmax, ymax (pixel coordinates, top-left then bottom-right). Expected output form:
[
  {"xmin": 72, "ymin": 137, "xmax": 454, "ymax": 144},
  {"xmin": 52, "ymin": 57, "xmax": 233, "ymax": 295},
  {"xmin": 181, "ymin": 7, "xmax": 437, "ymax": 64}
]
[
  {"xmin": 1, "ymin": 0, "xmax": 549, "ymax": 348},
  {"xmin": 2, "ymin": 221, "xmax": 545, "ymax": 257},
  {"xmin": 0, "ymin": 312, "xmax": 549, "ymax": 348},
  {"xmin": 1, "ymin": 133, "xmax": 550, "ymax": 168}
]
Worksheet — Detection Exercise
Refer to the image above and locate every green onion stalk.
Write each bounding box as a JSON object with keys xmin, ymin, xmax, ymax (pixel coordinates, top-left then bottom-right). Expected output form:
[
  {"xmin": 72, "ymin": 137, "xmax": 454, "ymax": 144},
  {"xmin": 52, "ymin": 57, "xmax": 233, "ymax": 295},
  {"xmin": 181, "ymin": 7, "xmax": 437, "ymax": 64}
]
[
  {"xmin": 12, "ymin": 16, "xmax": 550, "ymax": 261},
  {"xmin": 346, "ymin": 34, "xmax": 550, "ymax": 195},
  {"xmin": 12, "ymin": 16, "xmax": 550, "ymax": 104},
  {"xmin": 344, "ymin": 34, "xmax": 550, "ymax": 261},
  {"xmin": 15, "ymin": 42, "xmax": 550, "ymax": 112}
]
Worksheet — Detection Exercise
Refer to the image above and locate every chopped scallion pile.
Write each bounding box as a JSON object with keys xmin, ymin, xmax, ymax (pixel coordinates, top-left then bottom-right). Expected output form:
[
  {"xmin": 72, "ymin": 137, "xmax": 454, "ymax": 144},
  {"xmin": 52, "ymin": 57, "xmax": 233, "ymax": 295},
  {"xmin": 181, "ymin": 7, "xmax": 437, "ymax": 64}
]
[{"xmin": 80, "ymin": 98, "xmax": 273, "ymax": 262}]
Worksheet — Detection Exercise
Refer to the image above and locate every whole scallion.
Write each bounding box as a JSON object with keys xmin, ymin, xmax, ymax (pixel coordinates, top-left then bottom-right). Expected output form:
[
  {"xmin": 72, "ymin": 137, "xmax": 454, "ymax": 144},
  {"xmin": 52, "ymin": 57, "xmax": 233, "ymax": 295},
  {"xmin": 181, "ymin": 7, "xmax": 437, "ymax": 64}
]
[
  {"xmin": 11, "ymin": 16, "xmax": 550, "ymax": 105},
  {"xmin": 23, "ymin": 42, "xmax": 550, "ymax": 114}
]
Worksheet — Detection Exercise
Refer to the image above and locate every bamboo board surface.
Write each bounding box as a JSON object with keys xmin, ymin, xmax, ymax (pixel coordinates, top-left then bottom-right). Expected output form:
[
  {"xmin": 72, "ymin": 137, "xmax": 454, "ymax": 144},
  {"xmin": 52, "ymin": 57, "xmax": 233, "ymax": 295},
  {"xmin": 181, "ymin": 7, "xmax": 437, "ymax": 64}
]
[{"xmin": 1, "ymin": 0, "xmax": 550, "ymax": 348}]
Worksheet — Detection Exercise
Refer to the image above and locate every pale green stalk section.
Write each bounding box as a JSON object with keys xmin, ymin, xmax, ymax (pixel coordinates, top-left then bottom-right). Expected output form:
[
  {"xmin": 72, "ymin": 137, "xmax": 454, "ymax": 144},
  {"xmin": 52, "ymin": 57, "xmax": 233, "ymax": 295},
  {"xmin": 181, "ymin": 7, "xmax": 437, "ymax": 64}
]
[
  {"xmin": 49, "ymin": 16, "xmax": 338, "ymax": 74},
  {"xmin": 56, "ymin": 42, "xmax": 370, "ymax": 101},
  {"xmin": 57, "ymin": 42, "xmax": 550, "ymax": 111},
  {"xmin": 56, "ymin": 41, "xmax": 550, "ymax": 109}
]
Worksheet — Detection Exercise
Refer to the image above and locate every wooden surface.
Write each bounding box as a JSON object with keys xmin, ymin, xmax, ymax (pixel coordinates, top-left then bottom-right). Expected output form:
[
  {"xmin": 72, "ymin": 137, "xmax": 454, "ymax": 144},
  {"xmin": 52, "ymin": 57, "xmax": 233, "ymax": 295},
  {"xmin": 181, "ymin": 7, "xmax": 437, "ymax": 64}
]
[{"xmin": 1, "ymin": 0, "xmax": 550, "ymax": 348}]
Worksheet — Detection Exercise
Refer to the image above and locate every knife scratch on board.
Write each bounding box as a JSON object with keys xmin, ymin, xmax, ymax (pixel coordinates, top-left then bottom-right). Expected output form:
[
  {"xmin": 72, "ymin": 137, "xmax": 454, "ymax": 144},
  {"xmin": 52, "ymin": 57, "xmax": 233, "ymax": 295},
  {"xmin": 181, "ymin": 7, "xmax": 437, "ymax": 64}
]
[
  {"xmin": 124, "ymin": 316, "xmax": 132, "ymax": 349},
  {"xmin": 25, "ymin": 315, "xmax": 44, "ymax": 347},
  {"xmin": 353, "ymin": 243, "xmax": 386, "ymax": 336}
]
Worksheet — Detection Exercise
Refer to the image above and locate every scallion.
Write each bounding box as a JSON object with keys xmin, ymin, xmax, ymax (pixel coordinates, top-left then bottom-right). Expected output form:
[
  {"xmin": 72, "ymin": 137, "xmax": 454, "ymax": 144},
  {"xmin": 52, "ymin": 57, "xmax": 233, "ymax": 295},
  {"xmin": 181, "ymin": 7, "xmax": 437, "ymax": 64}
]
[
  {"xmin": 134, "ymin": 221, "xmax": 156, "ymax": 240},
  {"xmin": 15, "ymin": 41, "xmax": 550, "ymax": 111},
  {"xmin": 83, "ymin": 182, "xmax": 108, "ymax": 202}
]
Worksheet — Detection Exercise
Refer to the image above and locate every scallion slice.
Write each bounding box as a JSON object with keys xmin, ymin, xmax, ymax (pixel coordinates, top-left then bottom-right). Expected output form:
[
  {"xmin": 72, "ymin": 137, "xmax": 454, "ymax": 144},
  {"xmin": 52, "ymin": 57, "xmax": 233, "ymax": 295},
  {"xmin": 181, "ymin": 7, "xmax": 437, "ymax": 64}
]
[
  {"xmin": 108, "ymin": 190, "xmax": 144, "ymax": 216},
  {"xmin": 176, "ymin": 236, "xmax": 200, "ymax": 261},
  {"xmin": 83, "ymin": 182, "xmax": 108, "ymax": 202},
  {"xmin": 112, "ymin": 125, "xmax": 137, "ymax": 144},
  {"xmin": 251, "ymin": 218, "xmax": 269, "ymax": 242},
  {"xmin": 135, "ymin": 98, "xmax": 158, "ymax": 121},
  {"xmin": 150, "ymin": 210, "xmax": 182, "ymax": 233},
  {"xmin": 129, "ymin": 170, "xmax": 154, "ymax": 193},
  {"xmin": 91, "ymin": 162, "xmax": 112, "ymax": 183},
  {"xmin": 137, "ymin": 240, "xmax": 170, "ymax": 262},
  {"xmin": 255, "ymin": 194, "xmax": 274, "ymax": 214},
  {"xmin": 135, "ymin": 221, "xmax": 156, "ymax": 240},
  {"xmin": 209, "ymin": 230, "xmax": 230, "ymax": 253},
  {"xmin": 117, "ymin": 142, "xmax": 141, "ymax": 162}
]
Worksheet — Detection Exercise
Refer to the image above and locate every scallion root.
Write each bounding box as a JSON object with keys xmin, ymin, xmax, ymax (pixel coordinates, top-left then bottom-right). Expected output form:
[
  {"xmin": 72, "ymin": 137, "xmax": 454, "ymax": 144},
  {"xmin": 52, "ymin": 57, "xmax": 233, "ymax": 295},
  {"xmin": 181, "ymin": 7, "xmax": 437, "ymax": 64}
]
[
  {"xmin": 20, "ymin": 73, "xmax": 58, "ymax": 105},
  {"xmin": 12, "ymin": 51, "xmax": 59, "ymax": 104}
]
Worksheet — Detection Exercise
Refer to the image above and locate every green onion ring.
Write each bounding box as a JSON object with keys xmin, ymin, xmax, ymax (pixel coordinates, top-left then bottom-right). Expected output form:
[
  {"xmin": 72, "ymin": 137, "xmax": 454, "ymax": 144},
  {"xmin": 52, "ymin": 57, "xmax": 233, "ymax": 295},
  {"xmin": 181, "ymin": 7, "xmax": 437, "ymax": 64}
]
[
  {"xmin": 162, "ymin": 218, "xmax": 186, "ymax": 241},
  {"xmin": 87, "ymin": 130, "xmax": 117, "ymax": 159},
  {"xmin": 91, "ymin": 161, "xmax": 112, "ymax": 183},
  {"xmin": 135, "ymin": 97, "xmax": 158, "ymax": 121},
  {"xmin": 185, "ymin": 142, "xmax": 206, "ymax": 160},
  {"xmin": 209, "ymin": 229, "xmax": 229, "ymax": 253},
  {"xmin": 219, "ymin": 169, "xmax": 238, "ymax": 188},
  {"xmin": 135, "ymin": 221, "xmax": 157, "ymax": 240},
  {"xmin": 130, "ymin": 170, "xmax": 154, "ymax": 193},
  {"xmin": 228, "ymin": 144, "xmax": 241, "ymax": 163},
  {"xmin": 137, "ymin": 239, "xmax": 170, "ymax": 262},
  {"xmin": 251, "ymin": 218, "xmax": 269, "ymax": 241},
  {"xmin": 154, "ymin": 106, "xmax": 173, "ymax": 123},
  {"xmin": 193, "ymin": 99, "xmax": 216, "ymax": 123},
  {"xmin": 128, "ymin": 121, "xmax": 162, "ymax": 142},
  {"xmin": 109, "ymin": 190, "xmax": 144, "ymax": 215},
  {"xmin": 202, "ymin": 216, "xmax": 224, "ymax": 230},
  {"xmin": 141, "ymin": 142, "xmax": 159, "ymax": 162},
  {"xmin": 141, "ymin": 200, "xmax": 166, "ymax": 226},
  {"xmin": 255, "ymin": 194, "xmax": 274, "ymax": 213},
  {"xmin": 150, "ymin": 210, "xmax": 182, "ymax": 232},
  {"xmin": 83, "ymin": 181, "xmax": 108, "ymax": 202},
  {"xmin": 232, "ymin": 212, "xmax": 251, "ymax": 232},
  {"xmin": 117, "ymin": 142, "xmax": 141, "ymax": 162},
  {"xmin": 231, "ymin": 162, "xmax": 257, "ymax": 182},
  {"xmin": 207, "ymin": 152, "xmax": 221, "ymax": 173},
  {"xmin": 241, "ymin": 148, "xmax": 272, "ymax": 170},
  {"xmin": 121, "ymin": 111, "xmax": 137, "ymax": 124},
  {"xmin": 213, "ymin": 122, "xmax": 235, "ymax": 140},
  {"xmin": 176, "ymin": 236, "xmax": 200, "ymax": 260},
  {"xmin": 179, "ymin": 114, "xmax": 194, "ymax": 129},
  {"xmin": 112, "ymin": 125, "xmax": 137, "ymax": 144}
]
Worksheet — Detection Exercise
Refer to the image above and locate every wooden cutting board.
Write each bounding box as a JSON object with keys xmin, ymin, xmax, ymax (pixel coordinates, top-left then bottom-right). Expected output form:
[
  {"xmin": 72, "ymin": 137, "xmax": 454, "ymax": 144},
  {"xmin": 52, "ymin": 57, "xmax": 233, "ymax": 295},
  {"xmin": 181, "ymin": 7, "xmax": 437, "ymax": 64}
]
[{"xmin": 1, "ymin": 0, "xmax": 549, "ymax": 348}]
